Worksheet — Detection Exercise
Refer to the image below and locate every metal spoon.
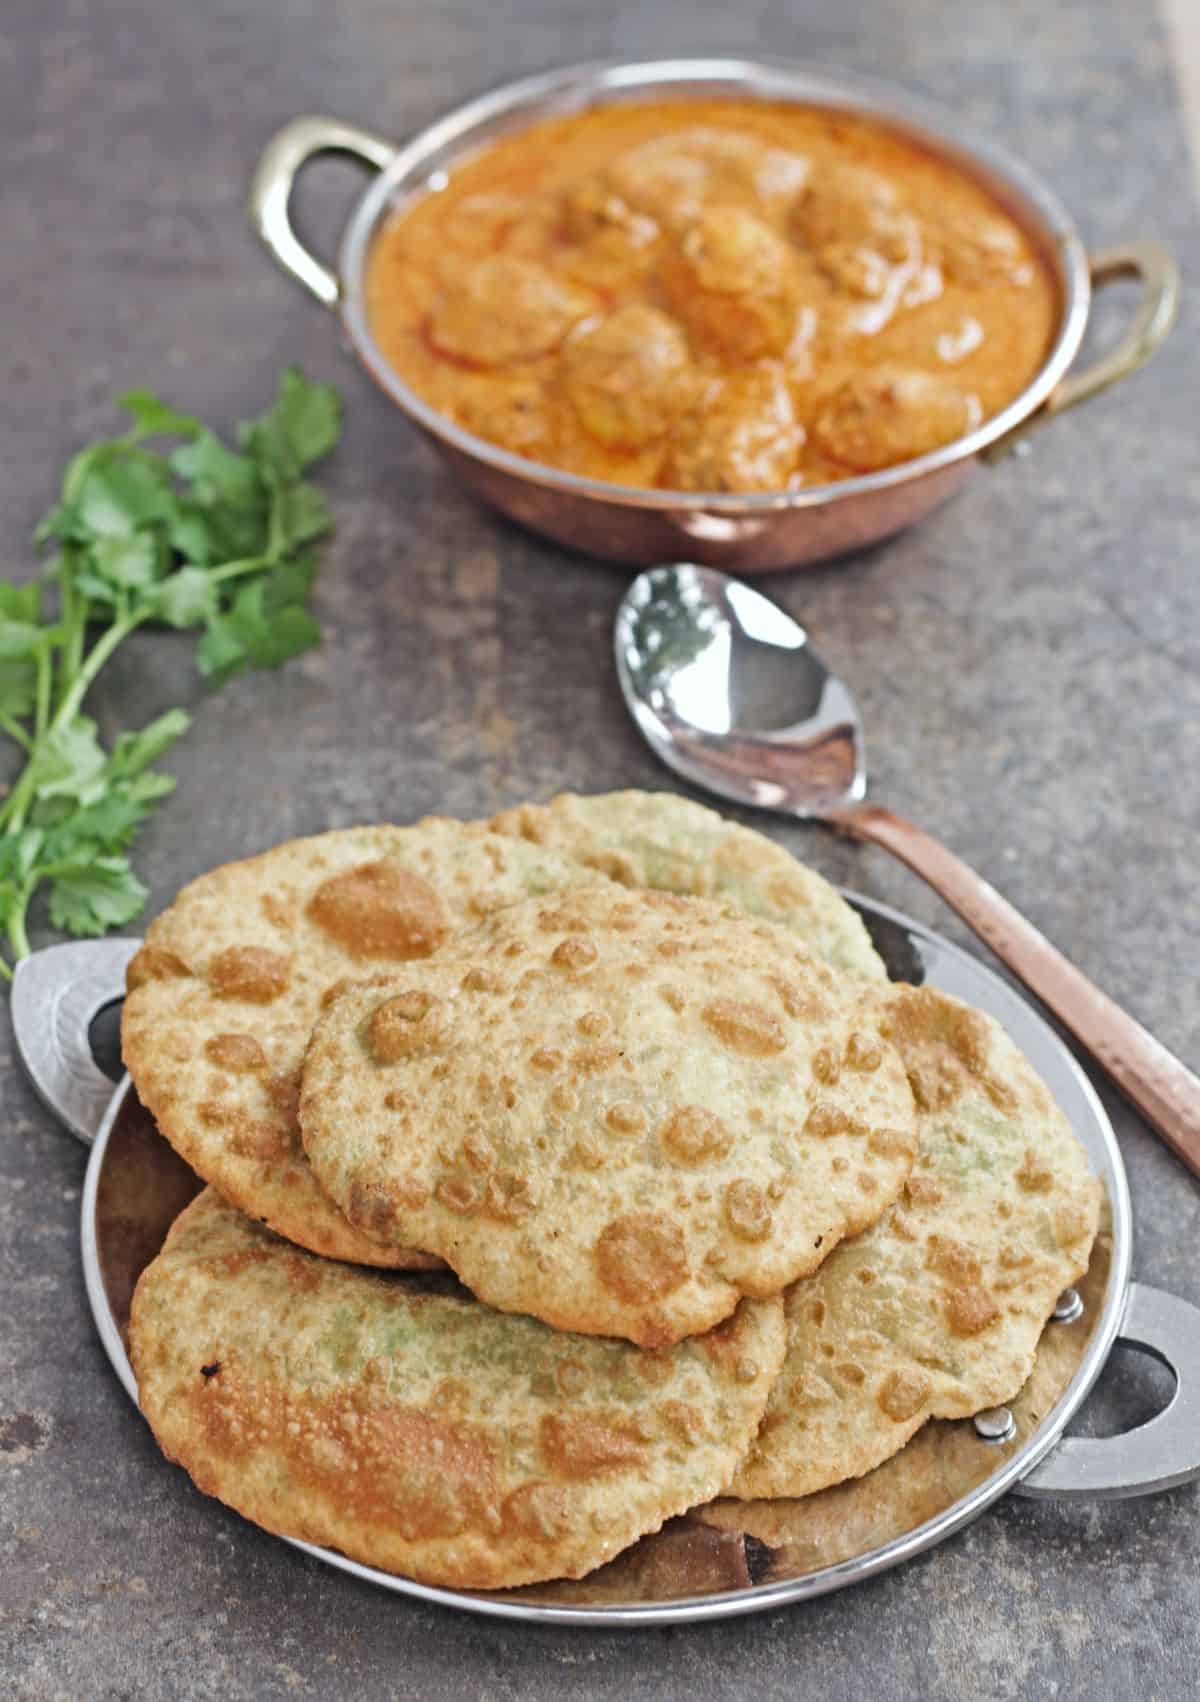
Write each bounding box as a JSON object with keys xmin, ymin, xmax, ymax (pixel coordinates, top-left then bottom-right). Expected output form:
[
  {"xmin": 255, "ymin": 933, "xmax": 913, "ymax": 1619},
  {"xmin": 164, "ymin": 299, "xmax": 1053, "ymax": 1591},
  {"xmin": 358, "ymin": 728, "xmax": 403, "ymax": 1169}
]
[{"xmin": 615, "ymin": 563, "xmax": 1200, "ymax": 1179}]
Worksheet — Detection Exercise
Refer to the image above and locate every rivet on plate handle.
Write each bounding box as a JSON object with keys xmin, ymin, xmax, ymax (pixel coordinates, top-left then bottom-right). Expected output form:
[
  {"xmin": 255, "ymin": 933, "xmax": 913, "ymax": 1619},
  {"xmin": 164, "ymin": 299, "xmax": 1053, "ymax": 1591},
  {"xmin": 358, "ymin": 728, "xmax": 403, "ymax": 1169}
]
[
  {"xmin": 248, "ymin": 116, "xmax": 398, "ymax": 309},
  {"xmin": 1052, "ymin": 1286, "xmax": 1084, "ymax": 1324},
  {"xmin": 974, "ymin": 1406, "xmax": 1016, "ymax": 1444},
  {"xmin": 12, "ymin": 938, "xmax": 141, "ymax": 1145},
  {"xmin": 1014, "ymin": 1283, "xmax": 1200, "ymax": 1501},
  {"xmin": 983, "ymin": 238, "xmax": 1180, "ymax": 463},
  {"xmin": 975, "ymin": 1292, "xmax": 1082, "ymax": 1444}
]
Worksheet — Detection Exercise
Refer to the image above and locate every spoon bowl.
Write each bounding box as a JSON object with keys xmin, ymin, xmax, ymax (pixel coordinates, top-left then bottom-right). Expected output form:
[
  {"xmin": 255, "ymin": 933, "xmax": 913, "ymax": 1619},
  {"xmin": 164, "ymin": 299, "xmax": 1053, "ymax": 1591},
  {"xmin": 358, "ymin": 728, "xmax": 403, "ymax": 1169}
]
[
  {"xmin": 615, "ymin": 564, "xmax": 865, "ymax": 814},
  {"xmin": 615, "ymin": 564, "xmax": 1200, "ymax": 1180}
]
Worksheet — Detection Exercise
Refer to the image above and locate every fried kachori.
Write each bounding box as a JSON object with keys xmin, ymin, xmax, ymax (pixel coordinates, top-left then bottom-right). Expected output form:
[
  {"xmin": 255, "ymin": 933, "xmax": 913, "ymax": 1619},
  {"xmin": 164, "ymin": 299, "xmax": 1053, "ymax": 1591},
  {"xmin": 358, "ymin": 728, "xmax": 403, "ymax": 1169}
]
[
  {"xmin": 727, "ymin": 986, "xmax": 1101, "ymax": 1499},
  {"xmin": 489, "ymin": 791, "xmax": 887, "ymax": 983},
  {"xmin": 130, "ymin": 1188, "xmax": 785, "ymax": 1589},
  {"xmin": 121, "ymin": 820, "xmax": 599, "ymax": 1266},
  {"xmin": 299, "ymin": 884, "xmax": 917, "ymax": 1345}
]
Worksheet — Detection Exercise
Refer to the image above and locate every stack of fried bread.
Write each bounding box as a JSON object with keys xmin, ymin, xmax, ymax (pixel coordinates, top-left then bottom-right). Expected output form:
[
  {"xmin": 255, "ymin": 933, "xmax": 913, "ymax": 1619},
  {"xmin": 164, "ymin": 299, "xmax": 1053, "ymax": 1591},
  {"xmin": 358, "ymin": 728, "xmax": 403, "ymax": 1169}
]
[{"xmin": 123, "ymin": 791, "xmax": 1100, "ymax": 1590}]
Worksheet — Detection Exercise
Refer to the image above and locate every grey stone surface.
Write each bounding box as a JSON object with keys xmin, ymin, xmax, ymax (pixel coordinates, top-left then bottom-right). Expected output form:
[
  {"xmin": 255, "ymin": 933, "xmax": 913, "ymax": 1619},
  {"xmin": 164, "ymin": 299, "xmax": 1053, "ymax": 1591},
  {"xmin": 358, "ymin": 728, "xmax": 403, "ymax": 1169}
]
[{"xmin": 2, "ymin": 0, "xmax": 1198, "ymax": 1696}]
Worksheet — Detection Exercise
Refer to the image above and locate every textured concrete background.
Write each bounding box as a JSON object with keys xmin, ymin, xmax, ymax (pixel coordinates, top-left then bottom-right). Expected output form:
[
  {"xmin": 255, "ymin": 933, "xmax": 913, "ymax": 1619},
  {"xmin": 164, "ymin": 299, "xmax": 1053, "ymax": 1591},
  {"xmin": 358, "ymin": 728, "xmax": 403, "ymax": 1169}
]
[{"xmin": 2, "ymin": 1, "xmax": 1199, "ymax": 1697}]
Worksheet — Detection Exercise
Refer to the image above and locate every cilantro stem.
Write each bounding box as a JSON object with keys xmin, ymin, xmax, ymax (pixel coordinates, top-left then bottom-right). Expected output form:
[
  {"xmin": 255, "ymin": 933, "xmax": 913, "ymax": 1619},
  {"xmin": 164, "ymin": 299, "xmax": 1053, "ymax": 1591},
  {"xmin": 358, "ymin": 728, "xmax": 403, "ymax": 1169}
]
[
  {"xmin": 34, "ymin": 856, "xmax": 106, "ymax": 880},
  {"xmin": 59, "ymin": 578, "xmax": 87, "ymax": 703},
  {"xmin": 34, "ymin": 643, "xmax": 51, "ymax": 741},
  {"xmin": 0, "ymin": 716, "xmax": 31, "ymax": 752},
  {"xmin": 55, "ymin": 579, "xmax": 72, "ymax": 712},
  {"xmin": 209, "ymin": 554, "xmax": 271, "ymax": 583},
  {"xmin": 267, "ymin": 489, "xmax": 286, "ymax": 561},
  {"xmin": 0, "ymin": 609, "xmax": 147, "ymax": 836},
  {"xmin": 6, "ymin": 885, "xmax": 32, "ymax": 962},
  {"xmin": 46, "ymin": 607, "xmax": 146, "ymax": 739}
]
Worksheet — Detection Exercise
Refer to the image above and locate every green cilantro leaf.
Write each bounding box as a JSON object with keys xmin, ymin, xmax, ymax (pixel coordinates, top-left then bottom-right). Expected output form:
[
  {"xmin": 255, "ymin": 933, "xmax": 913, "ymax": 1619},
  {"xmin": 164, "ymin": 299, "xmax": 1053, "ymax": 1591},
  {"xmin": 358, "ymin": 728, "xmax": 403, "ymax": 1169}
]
[
  {"xmin": 154, "ymin": 566, "xmax": 217, "ymax": 627},
  {"xmin": 118, "ymin": 391, "xmax": 202, "ymax": 441},
  {"xmin": 0, "ymin": 659, "xmax": 37, "ymax": 720},
  {"xmin": 260, "ymin": 549, "xmax": 318, "ymax": 616},
  {"xmin": 61, "ymin": 441, "xmax": 112, "ymax": 507},
  {"xmin": 167, "ymin": 500, "xmax": 219, "ymax": 565},
  {"xmin": 48, "ymin": 855, "xmax": 149, "ymax": 937},
  {"xmin": 228, "ymin": 579, "xmax": 320, "ymax": 668},
  {"xmin": 33, "ymin": 504, "xmax": 73, "ymax": 547},
  {"xmin": 31, "ymin": 716, "xmax": 108, "ymax": 804},
  {"xmin": 196, "ymin": 587, "xmax": 319, "ymax": 683},
  {"xmin": 273, "ymin": 482, "xmax": 332, "ymax": 550},
  {"xmin": 276, "ymin": 482, "xmax": 331, "ymax": 548},
  {"xmin": 0, "ymin": 832, "xmax": 25, "ymax": 882},
  {"xmin": 0, "ymin": 620, "xmax": 51, "ymax": 660},
  {"xmin": 76, "ymin": 453, "xmax": 176, "ymax": 538},
  {"xmin": 13, "ymin": 827, "xmax": 44, "ymax": 881},
  {"xmin": 122, "ymin": 770, "xmax": 177, "ymax": 804},
  {"xmin": 170, "ymin": 495, "xmax": 266, "ymax": 567},
  {"xmin": 241, "ymin": 367, "xmax": 342, "ymax": 482},
  {"xmin": 171, "ymin": 431, "xmax": 261, "ymax": 509},
  {"xmin": 43, "ymin": 793, "xmax": 151, "ymax": 854},
  {"xmin": 0, "ymin": 582, "xmax": 41, "ymax": 624},
  {"xmin": 195, "ymin": 617, "xmax": 249, "ymax": 683},
  {"xmin": 107, "ymin": 708, "xmax": 191, "ymax": 779},
  {"xmin": 90, "ymin": 533, "xmax": 162, "ymax": 592},
  {"xmin": 70, "ymin": 572, "xmax": 121, "ymax": 608}
]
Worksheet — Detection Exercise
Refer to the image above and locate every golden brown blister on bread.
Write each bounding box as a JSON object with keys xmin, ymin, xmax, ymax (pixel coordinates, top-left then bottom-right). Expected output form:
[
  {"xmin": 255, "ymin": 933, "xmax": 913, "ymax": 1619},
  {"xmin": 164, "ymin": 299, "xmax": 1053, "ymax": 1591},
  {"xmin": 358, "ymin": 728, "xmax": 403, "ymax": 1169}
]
[
  {"xmin": 121, "ymin": 820, "xmax": 603, "ymax": 1266},
  {"xmin": 489, "ymin": 790, "xmax": 887, "ymax": 983},
  {"xmin": 299, "ymin": 884, "xmax": 917, "ymax": 1344},
  {"xmin": 726, "ymin": 985, "xmax": 1101, "ymax": 1499},
  {"xmin": 129, "ymin": 1189, "xmax": 785, "ymax": 1589}
]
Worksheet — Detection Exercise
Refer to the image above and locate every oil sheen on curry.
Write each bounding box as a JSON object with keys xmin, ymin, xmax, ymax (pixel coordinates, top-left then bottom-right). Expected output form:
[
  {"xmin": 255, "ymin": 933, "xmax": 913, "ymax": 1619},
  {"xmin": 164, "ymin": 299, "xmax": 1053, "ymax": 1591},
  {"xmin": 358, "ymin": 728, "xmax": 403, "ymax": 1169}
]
[{"xmin": 365, "ymin": 100, "xmax": 1059, "ymax": 493}]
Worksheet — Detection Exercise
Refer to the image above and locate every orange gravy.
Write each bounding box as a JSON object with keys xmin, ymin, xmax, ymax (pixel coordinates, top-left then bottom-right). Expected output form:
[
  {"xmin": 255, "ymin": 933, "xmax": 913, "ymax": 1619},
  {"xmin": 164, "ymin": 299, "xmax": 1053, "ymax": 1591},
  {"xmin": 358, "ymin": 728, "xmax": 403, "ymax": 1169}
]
[{"xmin": 365, "ymin": 100, "xmax": 1059, "ymax": 491}]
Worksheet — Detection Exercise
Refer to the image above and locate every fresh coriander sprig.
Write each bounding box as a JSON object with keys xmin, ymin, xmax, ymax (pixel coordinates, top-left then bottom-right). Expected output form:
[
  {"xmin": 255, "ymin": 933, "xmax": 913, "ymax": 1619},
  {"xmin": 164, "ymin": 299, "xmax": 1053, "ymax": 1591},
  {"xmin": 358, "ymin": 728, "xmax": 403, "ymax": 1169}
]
[{"xmin": 0, "ymin": 367, "xmax": 343, "ymax": 976}]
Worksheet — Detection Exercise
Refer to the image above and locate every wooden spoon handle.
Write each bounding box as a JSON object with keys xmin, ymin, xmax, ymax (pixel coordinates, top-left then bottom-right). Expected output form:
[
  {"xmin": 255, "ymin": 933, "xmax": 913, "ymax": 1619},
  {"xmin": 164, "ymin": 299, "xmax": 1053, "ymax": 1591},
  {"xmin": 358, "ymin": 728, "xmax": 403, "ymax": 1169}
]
[{"xmin": 828, "ymin": 802, "xmax": 1200, "ymax": 1179}]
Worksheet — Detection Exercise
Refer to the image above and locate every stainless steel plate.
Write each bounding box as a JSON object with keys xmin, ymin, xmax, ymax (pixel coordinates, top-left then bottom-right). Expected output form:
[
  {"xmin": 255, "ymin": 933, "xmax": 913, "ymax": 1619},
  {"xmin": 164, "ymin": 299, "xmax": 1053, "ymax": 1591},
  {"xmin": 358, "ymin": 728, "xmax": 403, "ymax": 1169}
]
[{"xmin": 14, "ymin": 897, "xmax": 1200, "ymax": 1625}]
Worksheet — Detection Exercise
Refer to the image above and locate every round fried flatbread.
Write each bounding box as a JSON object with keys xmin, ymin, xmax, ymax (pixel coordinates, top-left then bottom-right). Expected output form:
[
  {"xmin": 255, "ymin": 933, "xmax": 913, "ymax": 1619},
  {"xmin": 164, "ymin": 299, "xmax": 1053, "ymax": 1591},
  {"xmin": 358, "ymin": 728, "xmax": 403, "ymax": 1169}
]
[
  {"xmin": 490, "ymin": 791, "xmax": 887, "ymax": 984},
  {"xmin": 129, "ymin": 1188, "xmax": 786, "ymax": 1589},
  {"xmin": 121, "ymin": 820, "xmax": 601, "ymax": 1266},
  {"xmin": 299, "ymin": 884, "xmax": 918, "ymax": 1345},
  {"xmin": 726, "ymin": 985, "xmax": 1101, "ymax": 1499}
]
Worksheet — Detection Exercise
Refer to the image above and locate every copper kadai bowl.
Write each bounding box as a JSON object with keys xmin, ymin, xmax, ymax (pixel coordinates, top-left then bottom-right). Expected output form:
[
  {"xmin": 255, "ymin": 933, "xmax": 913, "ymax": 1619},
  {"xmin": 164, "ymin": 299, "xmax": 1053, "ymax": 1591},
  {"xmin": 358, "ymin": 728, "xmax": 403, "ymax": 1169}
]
[{"xmin": 250, "ymin": 58, "xmax": 1180, "ymax": 572}]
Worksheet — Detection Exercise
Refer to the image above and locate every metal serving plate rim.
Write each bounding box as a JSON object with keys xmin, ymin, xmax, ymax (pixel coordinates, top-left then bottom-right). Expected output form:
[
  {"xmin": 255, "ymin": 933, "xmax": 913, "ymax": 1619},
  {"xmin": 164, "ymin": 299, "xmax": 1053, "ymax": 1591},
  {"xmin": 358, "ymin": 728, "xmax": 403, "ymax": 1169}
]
[
  {"xmin": 334, "ymin": 54, "xmax": 1091, "ymax": 514},
  {"xmin": 80, "ymin": 889, "xmax": 1132, "ymax": 1626}
]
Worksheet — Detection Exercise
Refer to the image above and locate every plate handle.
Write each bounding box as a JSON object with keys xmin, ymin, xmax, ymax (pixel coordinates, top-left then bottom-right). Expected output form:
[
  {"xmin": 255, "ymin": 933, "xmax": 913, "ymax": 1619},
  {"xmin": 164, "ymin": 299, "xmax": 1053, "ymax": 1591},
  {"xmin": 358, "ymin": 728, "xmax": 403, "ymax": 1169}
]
[
  {"xmin": 982, "ymin": 238, "xmax": 1180, "ymax": 463},
  {"xmin": 11, "ymin": 938, "xmax": 141, "ymax": 1146},
  {"xmin": 1014, "ymin": 1282, "xmax": 1200, "ymax": 1500},
  {"xmin": 248, "ymin": 115, "xmax": 397, "ymax": 308}
]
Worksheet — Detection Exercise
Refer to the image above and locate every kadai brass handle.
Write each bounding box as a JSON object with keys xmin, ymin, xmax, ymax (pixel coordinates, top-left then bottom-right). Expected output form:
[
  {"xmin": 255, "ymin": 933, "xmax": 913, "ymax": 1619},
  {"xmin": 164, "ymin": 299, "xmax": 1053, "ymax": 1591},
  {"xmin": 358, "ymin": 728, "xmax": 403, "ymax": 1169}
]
[{"xmin": 983, "ymin": 238, "xmax": 1180, "ymax": 463}]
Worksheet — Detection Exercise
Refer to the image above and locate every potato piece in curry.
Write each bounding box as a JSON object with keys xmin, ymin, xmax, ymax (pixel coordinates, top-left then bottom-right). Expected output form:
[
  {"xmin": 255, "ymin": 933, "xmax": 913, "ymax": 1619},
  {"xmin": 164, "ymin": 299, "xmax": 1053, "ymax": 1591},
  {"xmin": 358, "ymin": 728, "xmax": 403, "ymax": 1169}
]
[{"xmin": 365, "ymin": 99, "xmax": 1057, "ymax": 490}]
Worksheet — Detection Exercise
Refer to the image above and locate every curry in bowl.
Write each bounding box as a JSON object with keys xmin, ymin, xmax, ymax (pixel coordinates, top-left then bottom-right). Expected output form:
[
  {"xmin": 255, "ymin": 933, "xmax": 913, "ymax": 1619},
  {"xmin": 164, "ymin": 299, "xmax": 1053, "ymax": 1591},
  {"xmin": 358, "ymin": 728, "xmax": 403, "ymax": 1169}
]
[{"xmin": 364, "ymin": 99, "xmax": 1058, "ymax": 494}]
